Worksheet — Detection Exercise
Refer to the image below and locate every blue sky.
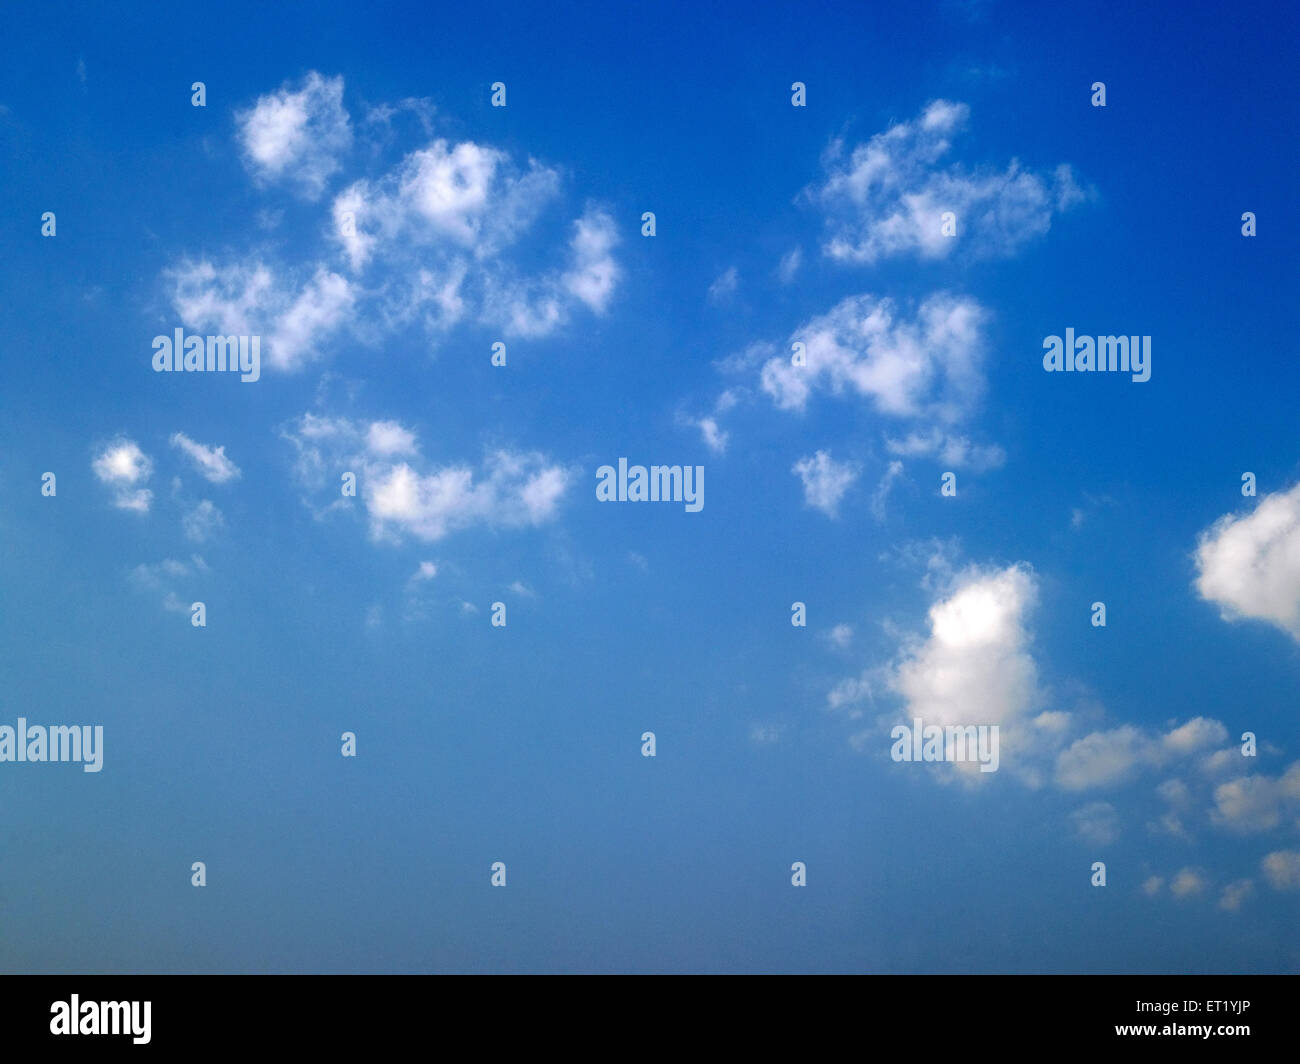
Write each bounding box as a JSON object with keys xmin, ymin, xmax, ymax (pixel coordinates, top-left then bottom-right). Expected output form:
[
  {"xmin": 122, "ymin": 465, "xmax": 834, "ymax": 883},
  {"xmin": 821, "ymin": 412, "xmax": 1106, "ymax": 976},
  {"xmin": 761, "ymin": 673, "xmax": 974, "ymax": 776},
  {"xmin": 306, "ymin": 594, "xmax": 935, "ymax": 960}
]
[{"xmin": 1, "ymin": 0, "xmax": 1299, "ymax": 973}]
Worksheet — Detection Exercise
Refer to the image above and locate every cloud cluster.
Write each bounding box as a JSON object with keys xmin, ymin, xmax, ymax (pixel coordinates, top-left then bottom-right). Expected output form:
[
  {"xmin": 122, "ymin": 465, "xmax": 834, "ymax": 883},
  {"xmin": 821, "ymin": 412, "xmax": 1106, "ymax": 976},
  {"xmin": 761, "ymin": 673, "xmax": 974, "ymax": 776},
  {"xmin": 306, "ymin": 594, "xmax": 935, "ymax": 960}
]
[
  {"xmin": 760, "ymin": 292, "xmax": 989, "ymax": 422},
  {"xmin": 1055, "ymin": 718, "xmax": 1229, "ymax": 791},
  {"xmin": 838, "ymin": 557, "xmax": 1250, "ymax": 803},
  {"xmin": 168, "ymin": 71, "xmax": 622, "ymax": 373},
  {"xmin": 808, "ymin": 99, "xmax": 1087, "ymax": 264},
  {"xmin": 1210, "ymin": 761, "xmax": 1300, "ymax": 832},
  {"xmin": 281, "ymin": 412, "xmax": 572, "ymax": 543}
]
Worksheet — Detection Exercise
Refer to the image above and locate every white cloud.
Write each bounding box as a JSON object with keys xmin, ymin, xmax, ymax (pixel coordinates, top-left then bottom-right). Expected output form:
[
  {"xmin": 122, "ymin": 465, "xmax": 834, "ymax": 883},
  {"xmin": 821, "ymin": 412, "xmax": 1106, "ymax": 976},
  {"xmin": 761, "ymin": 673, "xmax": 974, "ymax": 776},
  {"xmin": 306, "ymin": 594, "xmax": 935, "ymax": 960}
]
[
  {"xmin": 92, "ymin": 438, "xmax": 154, "ymax": 512},
  {"xmin": 281, "ymin": 413, "xmax": 572, "ymax": 543},
  {"xmin": 1170, "ymin": 867, "xmax": 1208, "ymax": 899},
  {"xmin": 1141, "ymin": 876, "xmax": 1163, "ymax": 897},
  {"xmin": 841, "ymin": 550, "xmax": 1239, "ymax": 798},
  {"xmin": 366, "ymin": 420, "xmax": 419, "ymax": 457},
  {"xmin": 870, "ymin": 563, "xmax": 1043, "ymax": 782},
  {"xmin": 792, "ymin": 450, "xmax": 859, "ymax": 517},
  {"xmin": 696, "ymin": 416, "xmax": 728, "ymax": 454},
  {"xmin": 1261, "ymin": 850, "xmax": 1300, "ymax": 890},
  {"xmin": 325, "ymin": 131, "xmax": 615, "ymax": 340},
  {"xmin": 893, "ymin": 564, "xmax": 1038, "ymax": 726},
  {"xmin": 171, "ymin": 79, "xmax": 619, "ymax": 376},
  {"xmin": 1056, "ymin": 718, "xmax": 1233, "ymax": 792},
  {"xmin": 272, "ymin": 269, "xmax": 355, "ymax": 370},
  {"xmin": 131, "ymin": 557, "xmax": 198, "ymax": 586},
  {"xmin": 337, "ymin": 138, "xmax": 562, "ymax": 266},
  {"xmin": 1162, "ymin": 717, "xmax": 1229, "ymax": 756},
  {"xmin": 366, "ymin": 454, "xmax": 568, "ymax": 542},
  {"xmin": 1194, "ymin": 481, "xmax": 1300, "ymax": 641},
  {"xmin": 776, "ymin": 247, "xmax": 802, "ymax": 284},
  {"xmin": 1070, "ymin": 801, "xmax": 1119, "ymax": 845},
  {"xmin": 1218, "ymin": 879, "xmax": 1254, "ymax": 911},
  {"xmin": 167, "ymin": 259, "xmax": 355, "ymax": 373},
  {"xmin": 759, "ymin": 292, "xmax": 990, "ymax": 425},
  {"xmin": 410, "ymin": 561, "xmax": 438, "ymax": 582},
  {"xmin": 827, "ymin": 671, "xmax": 873, "ymax": 715},
  {"xmin": 401, "ymin": 140, "xmax": 511, "ymax": 242},
  {"xmin": 683, "ymin": 388, "xmax": 744, "ymax": 455},
  {"xmin": 130, "ymin": 556, "xmax": 207, "ymax": 611},
  {"xmin": 1150, "ymin": 777, "xmax": 1194, "ymax": 840},
  {"xmin": 809, "ymin": 99, "xmax": 1087, "ymax": 264},
  {"xmin": 884, "ymin": 429, "xmax": 1005, "ymax": 471},
  {"xmin": 182, "ymin": 500, "xmax": 224, "ymax": 543},
  {"xmin": 707, "ymin": 266, "xmax": 739, "ymax": 304},
  {"xmin": 169, "ymin": 433, "xmax": 240, "ymax": 483},
  {"xmin": 237, "ymin": 71, "xmax": 352, "ymax": 199},
  {"xmin": 701, "ymin": 293, "xmax": 999, "ymax": 480},
  {"xmin": 1210, "ymin": 761, "xmax": 1300, "ymax": 832},
  {"xmin": 93, "ymin": 438, "xmax": 151, "ymax": 484},
  {"xmin": 870, "ymin": 459, "xmax": 905, "ymax": 521},
  {"xmin": 561, "ymin": 209, "xmax": 621, "ymax": 314},
  {"xmin": 826, "ymin": 623, "xmax": 854, "ymax": 649},
  {"xmin": 1200, "ymin": 748, "xmax": 1245, "ymax": 776}
]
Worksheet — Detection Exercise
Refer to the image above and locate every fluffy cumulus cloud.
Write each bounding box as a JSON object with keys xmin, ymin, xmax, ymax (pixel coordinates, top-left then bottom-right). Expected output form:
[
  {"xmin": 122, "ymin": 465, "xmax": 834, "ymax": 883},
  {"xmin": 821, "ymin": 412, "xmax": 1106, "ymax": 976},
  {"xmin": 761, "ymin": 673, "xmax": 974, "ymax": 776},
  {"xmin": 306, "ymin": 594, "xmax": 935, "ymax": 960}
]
[
  {"xmin": 1055, "ymin": 717, "xmax": 1229, "ymax": 791},
  {"xmin": 167, "ymin": 72, "xmax": 621, "ymax": 373},
  {"xmin": 808, "ymin": 99, "xmax": 1087, "ymax": 264},
  {"xmin": 1169, "ymin": 867, "xmax": 1208, "ymax": 899},
  {"xmin": 890, "ymin": 564, "xmax": 1038, "ymax": 724},
  {"xmin": 1210, "ymin": 761, "xmax": 1300, "ymax": 832},
  {"xmin": 365, "ymin": 420, "xmax": 418, "ymax": 458},
  {"xmin": 838, "ymin": 554, "xmax": 1244, "ymax": 797},
  {"xmin": 792, "ymin": 450, "xmax": 860, "ymax": 517},
  {"xmin": 1194, "ymin": 481, "xmax": 1300, "ymax": 641},
  {"xmin": 854, "ymin": 563, "xmax": 1054, "ymax": 783},
  {"xmin": 167, "ymin": 260, "xmax": 355, "ymax": 373},
  {"xmin": 562, "ymin": 210, "xmax": 622, "ymax": 314},
  {"xmin": 331, "ymin": 137, "xmax": 562, "ymax": 269},
  {"xmin": 92, "ymin": 438, "xmax": 154, "ymax": 512},
  {"xmin": 169, "ymin": 433, "xmax": 240, "ymax": 483},
  {"xmin": 237, "ymin": 72, "xmax": 352, "ymax": 198},
  {"xmin": 760, "ymin": 292, "xmax": 989, "ymax": 422},
  {"xmin": 280, "ymin": 413, "xmax": 572, "ymax": 542},
  {"xmin": 1260, "ymin": 850, "xmax": 1300, "ymax": 890},
  {"xmin": 328, "ymin": 126, "xmax": 618, "ymax": 340}
]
